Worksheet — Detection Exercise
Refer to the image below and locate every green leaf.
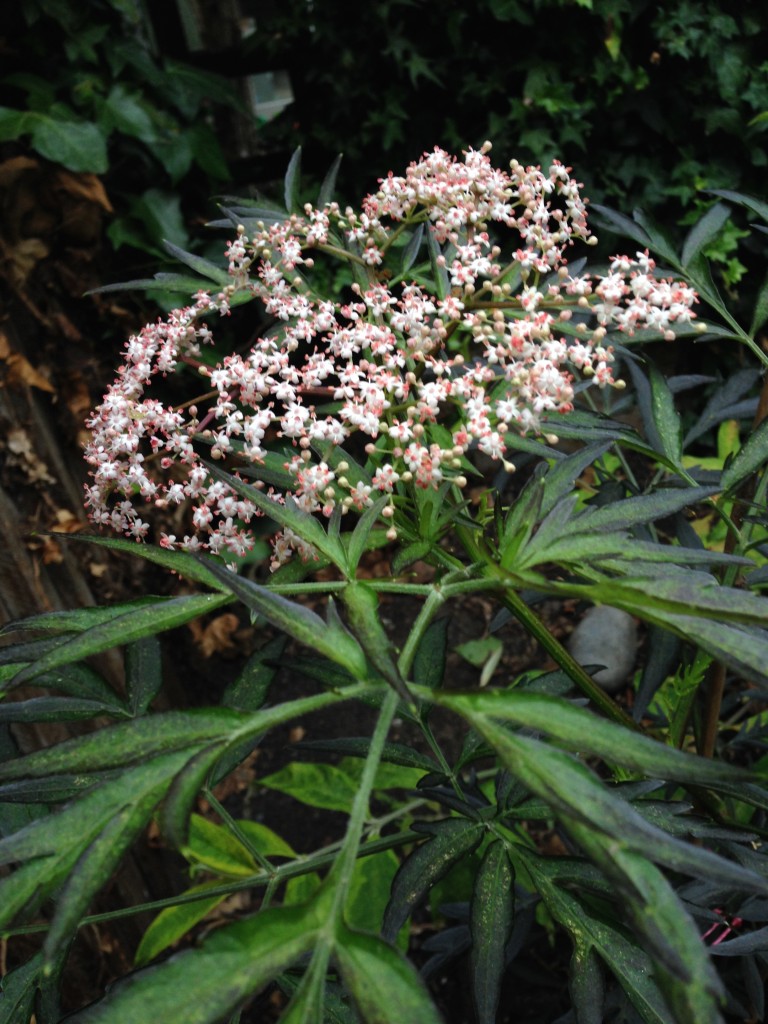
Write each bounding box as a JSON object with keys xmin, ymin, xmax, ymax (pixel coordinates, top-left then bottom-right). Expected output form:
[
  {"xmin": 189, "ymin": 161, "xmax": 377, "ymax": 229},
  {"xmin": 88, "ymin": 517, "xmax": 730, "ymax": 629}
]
[
  {"xmin": 382, "ymin": 818, "xmax": 485, "ymax": 941},
  {"xmin": 391, "ymin": 540, "xmax": 433, "ymax": 575},
  {"xmin": 183, "ymin": 814, "xmax": 261, "ymax": 876},
  {"xmin": 125, "ymin": 635, "xmax": 163, "ymax": 715},
  {"xmin": 412, "ymin": 617, "xmax": 449, "ymax": 691},
  {"xmin": 707, "ymin": 188, "xmax": 768, "ymax": 225},
  {"xmin": 345, "ymin": 849, "xmax": 401, "ymax": 937},
  {"xmin": 590, "ymin": 205, "xmax": 652, "ymax": 250},
  {"xmin": 470, "ymin": 841, "xmax": 514, "ymax": 1024},
  {"xmin": 0, "ymin": 696, "xmax": 127, "ymax": 724},
  {"xmin": 648, "ymin": 363, "xmax": 683, "ymax": 466},
  {"xmin": 67, "ymin": 535, "xmax": 233, "ymax": 591},
  {"xmin": 346, "ymin": 497, "xmax": 390, "ymax": 573},
  {"xmin": 0, "ymin": 598, "xmax": 165, "ymax": 638},
  {"xmin": 30, "ymin": 114, "xmax": 108, "ymax": 173},
  {"xmin": 162, "ymin": 743, "xmax": 231, "ymax": 850},
  {"xmin": 198, "ymin": 559, "xmax": 368, "ymax": 679},
  {"xmin": 527, "ymin": 859, "xmax": 670, "ymax": 1023},
  {"xmin": 335, "ymin": 926, "xmax": 443, "ymax": 1024},
  {"xmin": 43, "ymin": 788, "xmax": 164, "ymax": 971},
  {"xmin": 400, "ymin": 224, "xmax": 425, "ymax": 275},
  {"xmin": 161, "ymin": 240, "xmax": 230, "ymax": 285},
  {"xmin": 0, "ymin": 708, "xmax": 246, "ymax": 781},
  {"xmin": 425, "ymin": 226, "xmax": 450, "ymax": 300},
  {"xmin": 567, "ymin": 486, "xmax": 716, "ymax": 534},
  {"xmin": 564, "ymin": 816, "xmax": 724, "ymax": 1024},
  {"xmin": 259, "ymin": 762, "xmax": 361, "ymax": 813},
  {"xmin": 0, "ymin": 952, "xmax": 42, "ymax": 1024},
  {"xmin": 585, "ymin": 572, "xmax": 768, "ymax": 628},
  {"xmin": 540, "ymin": 442, "xmax": 612, "ymax": 518},
  {"xmin": 135, "ymin": 881, "xmax": 229, "ymax": 967},
  {"xmin": 284, "ymin": 147, "xmax": 302, "ymax": 214},
  {"xmin": 681, "ymin": 203, "xmax": 731, "ymax": 268},
  {"xmin": 298, "ymin": 737, "xmax": 437, "ymax": 773},
  {"xmin": 67, "ymin": 904, "xmax": 319, "ymax": 1023},
  {"xmin": 453, "ymin": 713, "xmax": 766, "ymax": 896},
  {"xmin": 0, "ymin": 106, "xmax": 30, "ymax": 143},
  {"xmin": 437, "ymin": 690, "xmax": 750, "ymax": 792},
  {"xmin": 749, "ymin": 268, "xmax": 768, "ymax": 338},
  {"xmin": 342, "ymin": 582, "xmax": 406, "ymax": 695},
  {"xmin": 204, "ymin": 462, "xmax": 348, "ymax": 570},
  {"xmin": 10, "ymin": 593, "xmax": 233, "ymax": 686},
  {"xmin": 720, "ymin": 416, "xmax": 768, "ymax": 492},
  {"xmin": 569, "ymin": 943, "xmax": 604, "ymax": 1024},
  {"xmin": 317, "ymin": 153, "xmax": 343, "ymax": 208},
  {"xmin": 0, "ymin": 751, "xmax": 192, "ymax": 931},
  {"xmin": 222, "ymin": 636, "xmax": 286, "ymax": 711}
]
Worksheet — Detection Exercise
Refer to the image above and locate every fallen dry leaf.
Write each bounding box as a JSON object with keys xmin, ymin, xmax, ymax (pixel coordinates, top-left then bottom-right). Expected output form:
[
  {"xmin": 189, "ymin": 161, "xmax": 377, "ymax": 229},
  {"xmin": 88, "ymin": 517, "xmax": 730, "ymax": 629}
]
[
  {"xmin": 53, "ymin": 168, "xmax": 113, "ymax": 213},
  {"xmin": 189, "ymin": 613, "xmax": 241, "ymax": 657}
]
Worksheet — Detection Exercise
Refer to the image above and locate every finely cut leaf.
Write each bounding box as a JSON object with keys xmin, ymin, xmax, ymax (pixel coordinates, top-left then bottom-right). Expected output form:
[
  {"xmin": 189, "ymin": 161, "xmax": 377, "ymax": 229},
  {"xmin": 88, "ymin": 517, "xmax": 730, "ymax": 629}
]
[
  {"xmin": 0, "ymin": 708, "xmax": 246, "ymax": 781},
  {"xmin": 721, "ymin": 416, "xmax": 768, "ymax": 492},
  {"xmin": 317, "ymin": 153, "xmax": 343, "ymax": 208},
  {"xmin": 749, "ymin": 269, "xmax": 768, "ymax": 337},
  {"xmin": 161, "ymin": 240, "xmax": 229, "ymax": 285},
  {"xmin": 284, "ymin": 147, "xmax": 302, "ymax": 213},
  {"xmin": 426, "ymin": 226, "xmax": 449, "ymax": 300},
  {"xmin": 0, "ymin": 953, "xmax": 42, "ymax": 1024},
  {"xmin": 198, "ymin": 559, "xmax": 368, "ymax": 678},
  {"xmin": 382, "ymin": 819, "xmax": 484, "ymax": 941},
  {"xmin": 464, "ymin": 718, "xmax": 767, "ymax": 895},
  {"xmin": 565, "ymin": 816, "xmax": 724, "ymax": 1024},
  {"xmin": 161, "ymin": 742, "xmax": 231, "ymax": 849},
  {"xmin": 125, "ymin": 635, "xmax": 162, "ymax": 716},
  {"xmin": 437, "ymin": 689, "xmax": 749, "ymax": 791},
  {"xmin": 43, "ymin": 789, "xmax": 164, "ymax": 970},
  {"xmin": 11, "ymin": 593, "xmax": 232, "ymax": 687},
  {"xmin": 67, "ymin": 905, "xmax": 319, "ymax": 1023},
  {"xmin": 0, "ymin": 598, "xmax": 165, "ymax": 637},
  {"xmin": 527, "ymin": 859, "xmax": 670, "ymax": 1023},
  {"xmin": 681, "ymin": 203, "xmax": 731, "ymax": 268},
  {"xmin": 204, "ymin": 462, "xmax": 348, "ymax": 569},
  {"xmin": 67, "ymin": 534, "xmax": 233, "ymax": 590},
  {"xmin": 648, "ymin": 363, "xmax": 682, "ymax": 466}
]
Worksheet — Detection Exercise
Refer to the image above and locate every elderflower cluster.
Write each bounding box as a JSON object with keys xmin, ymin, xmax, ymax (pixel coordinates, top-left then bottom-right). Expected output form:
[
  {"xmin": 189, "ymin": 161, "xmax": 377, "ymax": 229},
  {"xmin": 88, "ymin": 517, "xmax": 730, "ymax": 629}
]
[{"xmin": 84, "ymin": 144, "xmax": 699, "ymax": 568}]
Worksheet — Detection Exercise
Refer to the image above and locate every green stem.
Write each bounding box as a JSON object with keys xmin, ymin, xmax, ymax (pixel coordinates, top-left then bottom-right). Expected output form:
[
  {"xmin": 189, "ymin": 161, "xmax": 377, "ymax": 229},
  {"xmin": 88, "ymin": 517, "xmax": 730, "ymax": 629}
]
[
  {"xmin": 324, "ymin": 688, "xmax": 400, "ymax": 918},
  {"xmin": 203, "ymin": 788, "xmax": 275, "ymax": 876},
  {"xmin": 2, "ymin": 828, "xmax": 421, "ymax": 939},
  {"xmin": 454, "ymin": 522, "xmax": 638, "ymax": 730}
]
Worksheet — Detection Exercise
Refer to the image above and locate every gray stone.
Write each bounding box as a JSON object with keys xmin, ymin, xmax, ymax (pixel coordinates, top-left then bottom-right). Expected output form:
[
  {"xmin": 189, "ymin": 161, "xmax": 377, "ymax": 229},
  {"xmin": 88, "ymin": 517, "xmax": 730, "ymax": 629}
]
[{"xmin": 567, "ymin": 605, "xmax": 638, "ymax": 692}]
